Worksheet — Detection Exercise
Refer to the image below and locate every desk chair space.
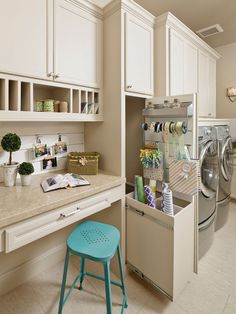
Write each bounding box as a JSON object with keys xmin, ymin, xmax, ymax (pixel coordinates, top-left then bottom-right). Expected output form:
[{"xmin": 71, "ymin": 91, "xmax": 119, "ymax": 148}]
[{"xmin": 58, "ymin": 221, "xmax": 128, "ymax": 314}]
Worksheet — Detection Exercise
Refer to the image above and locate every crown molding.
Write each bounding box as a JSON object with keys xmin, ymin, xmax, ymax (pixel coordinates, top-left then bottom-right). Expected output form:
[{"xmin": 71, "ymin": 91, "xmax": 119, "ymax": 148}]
[
  {"xmin": 155, "ymin": 12, "xmax": 220, "ymax": 59},
  {"xmin": 65, "ymin": 0, "xmax": 104, "ymax": 19},
  {"xmin": 103, "ymin": 0, "xmax": 155, "ymax": 27}
]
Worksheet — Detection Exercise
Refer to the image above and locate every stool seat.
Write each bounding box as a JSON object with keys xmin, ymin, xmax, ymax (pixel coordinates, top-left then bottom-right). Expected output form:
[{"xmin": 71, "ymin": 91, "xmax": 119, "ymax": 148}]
[
  {"xmin": 58, "ymin": 221, "xmax": 127, "ymax": 314},
  {"xmin": 67, "ymin": 221, "xmax": 120, "ymax": 262}
]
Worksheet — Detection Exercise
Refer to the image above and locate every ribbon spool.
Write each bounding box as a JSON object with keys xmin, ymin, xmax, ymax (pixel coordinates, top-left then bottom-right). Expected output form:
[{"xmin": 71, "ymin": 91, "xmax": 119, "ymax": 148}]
[
  {"xmin": 150, "ymin": 122, "xmax": 156, "ymax": 133},
  {"xmin": 142, "ymin": 123, "xmax": 149, "ymax": 131}
]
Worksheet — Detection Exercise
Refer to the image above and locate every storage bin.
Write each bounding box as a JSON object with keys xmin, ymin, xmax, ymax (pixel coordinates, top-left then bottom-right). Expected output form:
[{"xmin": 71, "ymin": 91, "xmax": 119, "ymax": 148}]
[
  {"xmin": 126, "ymin": 192, "xmax": 194, "ymax": 300},
  {"xmin": 67, "ymin": 152, "xmax": 99, "ymax": 175}
]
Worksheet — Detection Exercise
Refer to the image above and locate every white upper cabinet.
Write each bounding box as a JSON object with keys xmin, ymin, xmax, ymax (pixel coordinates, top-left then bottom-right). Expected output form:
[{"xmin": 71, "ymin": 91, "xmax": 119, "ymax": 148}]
[
  {"xmin": 0, "ymin": 0, "xmax": 50, "ymax": 79},
  {"xmin": 54, "ymin": 0, "xmax": 102, "ymax": 88},
  {"xmin": 198, "ymin": 50, "xmax": 216, "ymax": 118},
  {"xmin": 170, "ymin": 29, "xmax": 198, "ymax": 96},
  {"xmin": 170, "ymin": 30, "xmax": 184, "ymax": 95},
  {"xmin": 125, "ymin": 13, "xmax": 154, "ymax": 95},
  {"xmin": 184, "ymin": 41, "xmax": 198, "ymax": 94},
  {"xmin": 155, "ymin": 13, "xmax": 220, "ymax": 117},
  {"xmin": 208, "ymin": 57, "xmax": 216, "ymax": 118},
  {"xmin": 0, "ymin": 0, "xmax": 102, "ymax": 88}
]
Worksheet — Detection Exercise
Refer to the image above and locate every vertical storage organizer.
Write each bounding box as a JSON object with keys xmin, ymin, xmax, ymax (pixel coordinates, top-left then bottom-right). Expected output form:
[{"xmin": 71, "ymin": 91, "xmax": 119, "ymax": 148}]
[
  {"xmin": 126, "ymin": 94, "xmax": 197, "ymax": 300},
  {"xmin": 126, "ymin": 192, "xmax": 194, "ymax": 300}
]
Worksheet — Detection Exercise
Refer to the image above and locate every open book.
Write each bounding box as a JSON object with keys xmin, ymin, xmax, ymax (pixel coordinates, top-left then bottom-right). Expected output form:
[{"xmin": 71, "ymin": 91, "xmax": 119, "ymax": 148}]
[{"xmin": 41, "ymin": 173, "xmax": 90, "ymax": 193}]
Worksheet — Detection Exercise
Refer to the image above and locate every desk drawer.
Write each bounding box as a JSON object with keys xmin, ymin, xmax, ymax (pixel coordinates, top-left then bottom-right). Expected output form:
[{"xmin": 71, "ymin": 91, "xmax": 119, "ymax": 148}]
[{"xmin": 5, "ymin": 191, "xmax": 112, "ymax": 253}]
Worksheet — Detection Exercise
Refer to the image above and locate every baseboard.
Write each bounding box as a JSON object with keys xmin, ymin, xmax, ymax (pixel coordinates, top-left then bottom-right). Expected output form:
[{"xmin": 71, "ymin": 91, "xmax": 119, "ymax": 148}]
[{"xmin": 0, "ymin": 243, "xmax": 66, "ymax": 296}]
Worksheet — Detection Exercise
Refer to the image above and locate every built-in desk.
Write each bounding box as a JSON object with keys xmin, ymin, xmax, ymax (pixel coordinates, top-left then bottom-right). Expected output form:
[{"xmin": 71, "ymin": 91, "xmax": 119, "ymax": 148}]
[{"xmin": 0, "ymin": 172, "xmax": 125, "ymax": 253}]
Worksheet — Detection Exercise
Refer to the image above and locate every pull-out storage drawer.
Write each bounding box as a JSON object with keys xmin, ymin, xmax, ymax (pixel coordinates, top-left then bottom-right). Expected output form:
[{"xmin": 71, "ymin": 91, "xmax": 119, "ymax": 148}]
[
  {"xmin": 126, "ymin": 193, "xmax": 194, "ymax": 300},
  {"xmin": 5, "ymin": 186, "xmax": 123, "ymax": 253}
]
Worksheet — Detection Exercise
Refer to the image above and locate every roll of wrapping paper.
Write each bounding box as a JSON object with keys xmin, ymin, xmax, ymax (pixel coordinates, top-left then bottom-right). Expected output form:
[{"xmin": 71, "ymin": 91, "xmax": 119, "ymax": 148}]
[
  {"xmin": 163, "ymin": 189, "xmax": 174, "ymax": 215},
  {"xmin": 134, "ymin": 176, "xmax": 138, "ymax": 200},
  {"xmin": 149, "ymin": 179, "xmax": 156, "ymax": 198},
  {"xmin": 144, "ymin": 185, "xmax": 156, "ymax": 208},
  {"xmin": 135, "ymin": 175, "xmax": 145, "ymax": 203}
]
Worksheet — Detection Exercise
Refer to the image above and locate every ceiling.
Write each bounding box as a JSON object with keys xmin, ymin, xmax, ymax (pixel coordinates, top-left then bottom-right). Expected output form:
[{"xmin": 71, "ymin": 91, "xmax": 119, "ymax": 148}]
[{"xmin": 90, "ymin": 0, "xmax": 236, "ymax": 48}]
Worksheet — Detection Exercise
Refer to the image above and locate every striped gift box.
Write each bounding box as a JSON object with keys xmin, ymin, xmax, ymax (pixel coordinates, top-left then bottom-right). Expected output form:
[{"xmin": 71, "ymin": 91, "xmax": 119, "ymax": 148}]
[{"xmin": 168, "ymin": 159, "xmax": 199, "ymax": 196}]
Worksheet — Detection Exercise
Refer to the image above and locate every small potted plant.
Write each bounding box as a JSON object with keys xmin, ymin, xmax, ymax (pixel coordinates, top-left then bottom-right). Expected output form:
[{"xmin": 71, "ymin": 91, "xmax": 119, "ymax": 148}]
[
  {"xmin": 18, "ymin": 162, "xmax": 34, "ymax": 186},
  {"xmin": 1, "ymin": 133, "xmax": 21, "ymax": 187}
]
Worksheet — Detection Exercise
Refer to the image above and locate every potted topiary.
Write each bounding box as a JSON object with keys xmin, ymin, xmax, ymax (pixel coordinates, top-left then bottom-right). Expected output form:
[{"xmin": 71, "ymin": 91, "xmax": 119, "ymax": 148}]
[
  {"xmin": 1, "ymin": 133, "xmax": 21, "ymax": 187},
  {"xmin": 18, "ymin": 162, "xmax": 34, "ymax": 186}
]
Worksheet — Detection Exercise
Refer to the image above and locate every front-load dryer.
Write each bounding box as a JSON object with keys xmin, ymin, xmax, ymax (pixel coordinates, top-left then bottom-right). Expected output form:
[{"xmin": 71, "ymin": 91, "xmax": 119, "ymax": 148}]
[
  {"xmin": 198, "ymin": 126, "xmax": 219, "ymax": 258},
  {"xmin": 215, "ymin": 125, "xmax": 233, "ymax": 230}
]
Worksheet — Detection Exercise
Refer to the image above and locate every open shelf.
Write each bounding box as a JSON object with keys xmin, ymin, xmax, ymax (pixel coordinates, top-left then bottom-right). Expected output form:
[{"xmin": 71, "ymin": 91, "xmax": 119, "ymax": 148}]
[
  {"xmin": 0, "ymin": 79, "xmax": 6, "ymax": 110},
  {"xmin": 0, "ymin": 73, "xmax": 102, "ymax": 122}
]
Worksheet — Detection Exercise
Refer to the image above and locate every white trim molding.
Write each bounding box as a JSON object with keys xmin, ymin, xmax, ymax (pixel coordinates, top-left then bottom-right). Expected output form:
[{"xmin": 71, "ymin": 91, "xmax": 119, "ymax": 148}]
[{"xmin": 155, "ymin": 12, "xmax": 221, "ymax": 59}]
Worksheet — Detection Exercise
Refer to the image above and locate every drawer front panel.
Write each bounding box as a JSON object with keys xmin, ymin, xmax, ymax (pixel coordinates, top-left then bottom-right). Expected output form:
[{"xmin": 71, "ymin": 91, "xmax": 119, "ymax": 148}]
[{"xmin": 5, "ymin": 190, "xmax": 114, "ymax": 252}]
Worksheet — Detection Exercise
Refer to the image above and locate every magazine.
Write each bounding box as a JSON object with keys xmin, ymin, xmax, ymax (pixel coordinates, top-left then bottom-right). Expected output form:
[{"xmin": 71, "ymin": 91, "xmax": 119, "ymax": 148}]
[{"xmin": 41, "ymin": 173, "xmax": 90, "ymax": 192}]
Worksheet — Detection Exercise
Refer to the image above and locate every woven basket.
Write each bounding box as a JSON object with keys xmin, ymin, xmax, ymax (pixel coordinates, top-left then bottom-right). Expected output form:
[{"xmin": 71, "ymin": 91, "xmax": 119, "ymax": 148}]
[{"xmin": 67, "ymin": 152, "xmax": 99, "ymax": 175}]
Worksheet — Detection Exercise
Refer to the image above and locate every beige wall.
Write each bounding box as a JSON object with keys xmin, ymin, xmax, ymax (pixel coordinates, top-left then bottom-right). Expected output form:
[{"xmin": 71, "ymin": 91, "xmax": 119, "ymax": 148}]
[{"xmin": 216, "ymin": 42, "xmax": 236, "ymax": 118}]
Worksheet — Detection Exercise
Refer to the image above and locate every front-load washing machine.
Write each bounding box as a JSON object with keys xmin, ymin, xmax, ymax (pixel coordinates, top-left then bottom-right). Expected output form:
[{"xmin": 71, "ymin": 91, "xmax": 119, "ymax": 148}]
[
  {"xmin": 215, "ymin": 125, "xmax": 233, "ymax": 230},
  {"xmin": 198, "ymin": 126, "xmax": 219, "ymax": 258}
]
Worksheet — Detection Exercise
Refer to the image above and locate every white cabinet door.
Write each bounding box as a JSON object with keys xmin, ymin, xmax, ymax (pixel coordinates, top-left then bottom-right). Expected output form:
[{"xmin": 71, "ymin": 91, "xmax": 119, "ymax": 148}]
[
  {"xmin": 208, "ymin": 57, "xmax": 216, "ymax": 118},
  {"xmin": 170, "ymin": 30, "xmax": 184, "ymax": 95},
  {"xmin": 125, "ymin": 13, "xmax": 153, "ymax": 95},
  {"xmin": 184, "ymin": 41, "xmax": 198, "ymax": 94},
  {"xmin": 198, "ymin": 50, "xmax": 210, "ymax": 117},
  {"xmin": 0, "ymin": 0, "xmax": 51, "ymax": 79},
  {"xmin": 54, "ymin": 0, "xmax": 102, "ymax": 88},
  {"xmin": 198, "ymin": 50, "xmax": 216, "ymax": 118},
  {"xmin": 169, "ymin": 29, "xmax": 197, "ymax": 96}
]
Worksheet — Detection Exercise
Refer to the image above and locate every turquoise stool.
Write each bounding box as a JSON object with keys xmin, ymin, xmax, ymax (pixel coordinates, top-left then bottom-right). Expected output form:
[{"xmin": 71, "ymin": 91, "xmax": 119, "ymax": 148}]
[{"xmin": 58, "ymin": 221, "xmax": 128, "ymax": 314}]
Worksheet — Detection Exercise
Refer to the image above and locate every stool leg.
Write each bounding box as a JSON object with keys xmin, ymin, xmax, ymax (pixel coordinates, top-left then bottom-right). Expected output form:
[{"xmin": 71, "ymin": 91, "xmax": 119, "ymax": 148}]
[
  {"xmin": 104, "ymin": 261, "xmax": 112, "ymax": 314},
  {"xmin": 117, "ymin": 244, "xmax": 128, "ymax": 309},
  {"xmin": 58, "ymin": 248, "xmax": 70, "ymax": 314},
  {"xmin": 78, "ymin": 257, "xmax": 85, "ymax": 290}
]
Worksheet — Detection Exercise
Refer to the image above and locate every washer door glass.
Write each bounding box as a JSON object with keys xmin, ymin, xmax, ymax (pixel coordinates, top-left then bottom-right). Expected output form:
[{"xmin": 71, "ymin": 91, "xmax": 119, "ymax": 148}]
[
  {"xmin": 221, "ymin": 137, "xmax": 234, "ymax": 182},
  {"xmin": 200, "ymin": 140, "xmax": 218, "ymax": 199}
]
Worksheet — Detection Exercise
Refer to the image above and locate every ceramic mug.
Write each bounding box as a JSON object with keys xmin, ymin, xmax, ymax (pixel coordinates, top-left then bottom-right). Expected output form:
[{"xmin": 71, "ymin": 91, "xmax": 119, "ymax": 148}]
[
  {"xmin": 34, "ymin": 101, "xmax": 43, "ymax": 112},
  {"xmin": 54, "ymin": 100, "xmax": 60, "ymax": 112},
  {"xmin": 59, "ymin": 101, "xmax": 68, "ymax": 113},
  {"xmin": 43, "ymin": 99, "xmax": 54, "ymax": 112}
]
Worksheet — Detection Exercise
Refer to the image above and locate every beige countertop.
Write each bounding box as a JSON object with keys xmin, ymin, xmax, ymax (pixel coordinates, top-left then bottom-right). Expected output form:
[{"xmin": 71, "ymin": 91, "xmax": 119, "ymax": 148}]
[{"xmin": 0, "ymin": 172, "xmax": 125, "ymax": 229}]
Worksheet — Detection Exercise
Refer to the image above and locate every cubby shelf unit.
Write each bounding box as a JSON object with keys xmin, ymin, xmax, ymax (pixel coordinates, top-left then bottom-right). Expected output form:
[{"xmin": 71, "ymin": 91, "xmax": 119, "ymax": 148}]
[{"xmin": 0, "ymin": 73, "xmax": 103, "ymax": 122}]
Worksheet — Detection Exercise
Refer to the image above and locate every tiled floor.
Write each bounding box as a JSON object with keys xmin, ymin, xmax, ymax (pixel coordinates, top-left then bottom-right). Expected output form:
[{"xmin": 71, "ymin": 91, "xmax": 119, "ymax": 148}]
[{"xmin": 1, "ymin": 203, "xmax": 236, "ymax": 314}]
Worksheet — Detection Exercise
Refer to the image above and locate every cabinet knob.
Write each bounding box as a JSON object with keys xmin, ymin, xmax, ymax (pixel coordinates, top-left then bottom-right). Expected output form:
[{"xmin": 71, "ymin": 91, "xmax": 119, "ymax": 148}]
[
  {"xmin": 127, "ymin": 85, "xmax": 133, "ymax": 89},
  {"xmin": 47, "ymin": 72, "xmax": 54, "ymax": 77},
  {"xmin": 208, "ymin": 113, "xmax": 212, "ymax": 116},
  {"xmin": 54, "ymin": 73, "xmax": 60, "ymax": 79}
]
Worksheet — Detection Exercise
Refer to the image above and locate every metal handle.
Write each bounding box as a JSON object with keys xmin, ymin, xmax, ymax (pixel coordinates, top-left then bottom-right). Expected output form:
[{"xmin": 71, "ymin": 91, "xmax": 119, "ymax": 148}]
[
  {"xmin": 135, "ymin": 209, "xmax": 144, "ymax": 216},
  {"xmin": 221, "ymin": 137, "xmax": 233, "ymax": 181},
  {"xmin": 199, "ymin": 140, "xmax": 216, "ymax": 199},
  {"xmin": 127, "ymin": 85, "xmax": 133, "ymax": 89},
  {"xmin": 208, "ymin": 113, "xmax": 212, "ymax": 116},
  {"xmin": 54, "ymin": 73, "xmax": 60, "ymax": 79},
  {"xmin": 47, "ymin": 72, "xmax": 54, "ymax": 77},
  {"xmin": 60, "ymin": 207, "xmax": 80, "ymax": 218}
]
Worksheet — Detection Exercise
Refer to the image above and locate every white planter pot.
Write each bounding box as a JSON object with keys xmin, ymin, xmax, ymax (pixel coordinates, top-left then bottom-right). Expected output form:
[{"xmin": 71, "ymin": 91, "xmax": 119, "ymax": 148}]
[
  {"xmin": 2, "ymin": 163, "xmax": 18, "ymax": 187},
  {"xmin": 20, "ymin": 175, "xmax": 32, "ymax": 186}
]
